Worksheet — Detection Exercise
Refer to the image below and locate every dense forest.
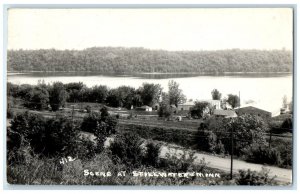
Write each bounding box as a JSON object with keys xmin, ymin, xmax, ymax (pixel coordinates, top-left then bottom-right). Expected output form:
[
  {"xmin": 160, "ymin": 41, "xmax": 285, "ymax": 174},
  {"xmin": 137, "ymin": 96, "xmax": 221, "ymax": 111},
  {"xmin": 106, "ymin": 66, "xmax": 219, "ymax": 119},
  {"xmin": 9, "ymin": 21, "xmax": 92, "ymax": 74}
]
[{"xmin": 7, "ymin": 47, "xmax": 293, "ymax": 73}]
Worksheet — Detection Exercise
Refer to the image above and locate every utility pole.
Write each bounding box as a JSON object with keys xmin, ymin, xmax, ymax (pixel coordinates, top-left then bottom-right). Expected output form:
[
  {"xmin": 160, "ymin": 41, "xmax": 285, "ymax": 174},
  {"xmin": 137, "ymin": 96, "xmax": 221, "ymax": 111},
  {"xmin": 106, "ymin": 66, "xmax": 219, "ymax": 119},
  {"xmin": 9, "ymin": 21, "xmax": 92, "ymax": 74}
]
[
  {"xmin": 230, "ymin": 124, "xmax": 234, "ymax": 180},
  {"xmin": 268, "ymin": 130, "xmax": 272, "ymax": 149}
]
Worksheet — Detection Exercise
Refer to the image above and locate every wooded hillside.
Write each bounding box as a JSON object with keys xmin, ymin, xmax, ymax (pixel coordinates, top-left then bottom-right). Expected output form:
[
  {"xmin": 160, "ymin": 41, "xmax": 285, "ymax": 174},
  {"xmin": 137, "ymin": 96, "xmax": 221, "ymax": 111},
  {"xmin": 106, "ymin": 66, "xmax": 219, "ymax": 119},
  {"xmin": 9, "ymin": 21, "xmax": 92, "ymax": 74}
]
[{"xmin": 7, "ymin": 47, "xmax": 293, "ymax": 73}]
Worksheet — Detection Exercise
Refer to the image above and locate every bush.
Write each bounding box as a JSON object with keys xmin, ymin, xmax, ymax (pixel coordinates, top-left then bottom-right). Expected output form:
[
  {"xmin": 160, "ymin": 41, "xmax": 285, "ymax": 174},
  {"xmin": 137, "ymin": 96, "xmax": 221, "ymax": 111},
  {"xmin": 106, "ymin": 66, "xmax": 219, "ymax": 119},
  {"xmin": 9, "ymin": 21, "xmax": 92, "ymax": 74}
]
[
  {"xmin": 158, "ymin": 103, "xmax": 173, "ymax": 119},
  {"xmin": 160, "ymin": 149, "xmax": 206, "ymax": 172},
  {"xmin": 49, "ymin": 82, "xmax": 68, "ymax": 111},
  {"xmin": 23, "ymin": 86, "xmax": 49, "ymax": 110},
  {"xmin": 269, "ymin": 138, "xmax": 292, "ymax": 168},
  {"xmin": 194, "ymin": 127, "xmax": 217, "ymax": 153},
  {"xmin": 109, "ymin": 132, "xmax": 144, "ymax": 168},
  {"xmin": 237, "ymin": 168, "xmax": 278, "ymax": 185},
  {"xmin": 242, "ymin": 144, "xmax": 282, "ymax": 166},
  {"xmin": 215, "ymin": 140, "xmax": 225, "ymax": 155},
  {"xmin": 281, "ymin": 117, "xmax": 292, "ymax": 130},
  {"xmin": 8, "ymin": 112, "xmax": 81, "ymax": 158},
  {"xmin": 143, "ymin": 142, "xmax": 161, "ymax": 167},
  {"xmin": 75, "ymin": 138, "xmax": 97, "ymax": 160},
  {"xmin": 204, "ymin": 115, "xmax": 268, "ymax": 156}
]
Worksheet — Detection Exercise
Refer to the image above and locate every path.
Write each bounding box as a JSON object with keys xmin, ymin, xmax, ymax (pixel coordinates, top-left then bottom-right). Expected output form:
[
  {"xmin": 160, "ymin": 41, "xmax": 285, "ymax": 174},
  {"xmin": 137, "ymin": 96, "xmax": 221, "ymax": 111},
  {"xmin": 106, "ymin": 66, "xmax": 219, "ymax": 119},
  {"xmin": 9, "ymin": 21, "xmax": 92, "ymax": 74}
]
[{"xmin": 159, "ymin": 145, "xmax": 292, "ymax": 183}]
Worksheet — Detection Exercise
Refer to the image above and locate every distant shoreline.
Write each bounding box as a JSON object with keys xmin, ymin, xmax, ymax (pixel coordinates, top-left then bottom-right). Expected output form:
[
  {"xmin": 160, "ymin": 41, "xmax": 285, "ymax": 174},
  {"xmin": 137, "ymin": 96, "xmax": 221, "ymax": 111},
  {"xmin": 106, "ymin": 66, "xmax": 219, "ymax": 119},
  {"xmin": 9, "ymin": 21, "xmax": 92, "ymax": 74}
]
[{"xmin": 7, "ymin": 71, "xmax": 293, "ymax": 75}]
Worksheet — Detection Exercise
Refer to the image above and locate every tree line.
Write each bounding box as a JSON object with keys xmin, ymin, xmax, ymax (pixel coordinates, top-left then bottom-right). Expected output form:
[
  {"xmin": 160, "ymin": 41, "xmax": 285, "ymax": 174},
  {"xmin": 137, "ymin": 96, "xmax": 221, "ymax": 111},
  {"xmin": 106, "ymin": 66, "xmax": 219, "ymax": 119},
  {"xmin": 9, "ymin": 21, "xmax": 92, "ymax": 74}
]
[
  {"xmin": 8, "ymin": 81, "xmax": 242, "ymax": 121},
  {"xmin": 7, "ymin": 80, "xmax": 186, "ymax": 112},
  {"xmin": 8, "ymin": 47, "xmax": 292, "ymax": 73}
]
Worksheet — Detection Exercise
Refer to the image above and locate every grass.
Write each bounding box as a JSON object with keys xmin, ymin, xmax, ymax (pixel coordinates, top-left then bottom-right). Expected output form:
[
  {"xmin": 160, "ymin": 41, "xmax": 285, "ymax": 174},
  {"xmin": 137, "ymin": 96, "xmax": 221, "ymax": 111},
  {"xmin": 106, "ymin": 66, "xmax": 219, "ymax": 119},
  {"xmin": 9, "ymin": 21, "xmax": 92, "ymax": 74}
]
[{"xmin": 7, "ymin": 147, "xmax": 284, "ymax": 186}]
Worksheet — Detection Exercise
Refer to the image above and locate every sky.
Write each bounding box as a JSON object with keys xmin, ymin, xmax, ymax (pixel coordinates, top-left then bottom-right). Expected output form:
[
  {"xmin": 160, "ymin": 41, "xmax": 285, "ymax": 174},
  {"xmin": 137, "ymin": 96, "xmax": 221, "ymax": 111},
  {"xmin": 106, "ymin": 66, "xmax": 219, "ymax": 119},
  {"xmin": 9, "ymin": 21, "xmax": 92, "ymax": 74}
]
[{"xmin": 7, "ymin": 8, "xmax": 293, "ymax": 51}]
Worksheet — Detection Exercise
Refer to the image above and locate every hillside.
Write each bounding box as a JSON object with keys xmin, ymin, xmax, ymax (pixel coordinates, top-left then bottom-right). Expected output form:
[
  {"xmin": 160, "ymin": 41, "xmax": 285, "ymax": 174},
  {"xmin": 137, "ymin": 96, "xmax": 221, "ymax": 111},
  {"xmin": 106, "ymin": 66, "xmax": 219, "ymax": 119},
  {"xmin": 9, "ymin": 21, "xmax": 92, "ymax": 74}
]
[{"xmin": 7, "ymin": 47, "xmax": 293, "ymax": 73}]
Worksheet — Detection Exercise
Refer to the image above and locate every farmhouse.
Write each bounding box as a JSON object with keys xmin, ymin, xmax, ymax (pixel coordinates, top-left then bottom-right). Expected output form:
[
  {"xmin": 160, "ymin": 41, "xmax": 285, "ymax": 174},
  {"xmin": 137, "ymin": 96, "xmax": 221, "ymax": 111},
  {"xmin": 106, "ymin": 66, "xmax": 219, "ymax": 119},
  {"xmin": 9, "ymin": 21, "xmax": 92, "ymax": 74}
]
[
  {"xmin": 213, "ymin": 109, "xmax": 237, "ymax": 118},
  {"xmin": 235, "ymin": 106, "xmax": 271, "ymax": 119}
]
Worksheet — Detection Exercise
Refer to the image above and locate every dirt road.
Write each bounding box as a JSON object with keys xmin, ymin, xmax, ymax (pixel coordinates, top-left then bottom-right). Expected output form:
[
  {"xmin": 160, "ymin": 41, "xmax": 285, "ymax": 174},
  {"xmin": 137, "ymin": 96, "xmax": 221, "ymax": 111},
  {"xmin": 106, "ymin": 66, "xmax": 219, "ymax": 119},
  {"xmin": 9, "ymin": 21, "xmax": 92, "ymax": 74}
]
[
  {"xmin": 80, "ymin": 131, "xmax": 292, "ymax": 183},
  {"xmin": 160, "ymin": 145, "xmax": 292, "ymax": 183}
]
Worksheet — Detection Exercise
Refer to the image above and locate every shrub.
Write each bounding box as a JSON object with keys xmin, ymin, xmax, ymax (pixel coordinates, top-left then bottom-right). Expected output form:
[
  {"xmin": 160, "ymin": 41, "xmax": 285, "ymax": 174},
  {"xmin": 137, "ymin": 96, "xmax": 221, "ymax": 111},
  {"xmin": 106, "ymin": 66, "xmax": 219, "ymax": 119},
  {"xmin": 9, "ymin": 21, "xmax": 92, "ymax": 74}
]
[
  {"xmin": 214, "ymin": 140, "xmax": 225, "ymax": 155},
  {"xmin": 143, "ymin": 142, "xmax": 161, "ymax": 167},
  {"xmin": 205, "ymin": 115, "xmax": 268, "ymax": 156},
  {"xmin": 158, "ymin": 102, "xmax": 173, "ymax": 119},
  {"xmin": 75, "ymin": 138, "xmax": 97, "ymax": 160},
  {"xmin": 242, "ymin": 144, "xmax": 282, "ymax": 166},
  {"xmin": 8, "ymin": 112, "xmax": 81, "ymax": 158},
  {"xmin": 160, "ymin": 149, "xmax": 206, "ymax": 172},
  {"xmin": 49, "ymin": 82, "xmax": 68, "ymax": 111},
  {"xmin": 23, "ymin": 86, "xmax": 49, "ymax": 110},
  {"xmin": 281, "ymin": 117, "xmax": 292, "ymax": 130},
  {"xmin": 109, "ymin": 132, "xmax": 144, "ymax": 168},
  {"xmin": 237, "ymin": 168, "xmax": 278, "ymax": 185},
  {"xmin": 194, "ymin": 127, "xmax": 217, "ymax": 153},
  {"xmin": 269, "ymin": 138, "xmax": 292, "ymax": 168}
]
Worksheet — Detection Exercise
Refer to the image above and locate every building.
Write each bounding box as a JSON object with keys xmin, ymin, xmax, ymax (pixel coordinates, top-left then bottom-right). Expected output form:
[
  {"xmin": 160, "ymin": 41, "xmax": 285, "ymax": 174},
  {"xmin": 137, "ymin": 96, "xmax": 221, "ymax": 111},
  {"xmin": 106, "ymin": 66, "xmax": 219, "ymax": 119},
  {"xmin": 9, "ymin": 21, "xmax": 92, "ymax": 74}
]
[
  {"xmin": 213, "ymin": 109, "xmax": 237, "ymax": 118},
  {"xmin": 136, "ymin": 105, "xmax": 152, "ymax": 112},
  {"xmin": 177, "ymin": 101, "xmax": 194, "ymax": 111},
  {"xmin": 177, "ymin": 100, "xmax": 221, "ymax": 111},
  {"xmin": 235, "ymin": 106, "xmax": 271, "ymax": 119}
]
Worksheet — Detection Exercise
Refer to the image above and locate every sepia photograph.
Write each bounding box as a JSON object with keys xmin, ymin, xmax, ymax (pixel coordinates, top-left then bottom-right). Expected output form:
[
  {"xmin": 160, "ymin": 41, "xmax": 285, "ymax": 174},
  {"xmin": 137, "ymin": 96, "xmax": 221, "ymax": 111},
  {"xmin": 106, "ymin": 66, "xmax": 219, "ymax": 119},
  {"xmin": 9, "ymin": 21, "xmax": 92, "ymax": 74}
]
[{"xmin": 5, "ymin": 6, "xmax": 294, "ymax": 187}]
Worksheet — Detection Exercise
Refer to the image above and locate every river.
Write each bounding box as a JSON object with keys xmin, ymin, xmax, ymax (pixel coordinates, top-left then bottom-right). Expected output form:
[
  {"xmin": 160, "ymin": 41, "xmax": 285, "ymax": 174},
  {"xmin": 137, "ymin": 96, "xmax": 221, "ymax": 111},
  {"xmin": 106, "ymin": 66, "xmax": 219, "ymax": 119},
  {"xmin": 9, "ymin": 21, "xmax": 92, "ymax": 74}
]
[{"xmin": 7, "ymin": 72, "xmax": 293, "ymax": 116}]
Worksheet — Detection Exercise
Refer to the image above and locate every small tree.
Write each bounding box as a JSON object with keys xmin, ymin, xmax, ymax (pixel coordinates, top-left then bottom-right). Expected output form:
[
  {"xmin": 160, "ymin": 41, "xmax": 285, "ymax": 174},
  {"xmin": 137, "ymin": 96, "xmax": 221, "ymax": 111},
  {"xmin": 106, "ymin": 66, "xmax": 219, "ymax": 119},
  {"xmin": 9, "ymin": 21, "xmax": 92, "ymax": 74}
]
[
  {"xmin": 109, "ymin": 132, "xmax": 143, "ymax": 168},
  {"xmin": 237, "ymin": 168, "xmax": 278, "ymax": 185},
  {"xmin": 227, "ymin": 94, "xmax": 240, "ymax": 109},
  {"xmin": 81, "ymin": 111, "xmax": 117, "ymax": 152},
  {"xmin": 143, "ymin": 142, "xmax": 161, "ymax": 167},
  {"xmin": 24, "ymin": 86, "xmax": 49, "ymax": 110},
  {"xmin": 168, "ymin": 80, "xmax": 186, "ymax": 106},
  {"xmin": 211, "ymin": 89, "xmax": 222, "ymax": 100},
  {"xmin": 158, "ymin": 102, "xmax": 173, "ymax": 119},
  {"xmin": 49, "ymin": 82, "xmax": 68, "ymax": 111},
  {"xmin": 139, "ymin": 83, "xmax": 162, "ymax": 107},
  {"xmin": 223, "ymin": 115, "xmax": 268, "ymax": 156},
  {"xmin": 8, "ymin": 112, "xmax": 80, "ymax": 157},
  {"xmin": 194, "ymin": 126, "xmax": 217, "ymax": 153},
  {"xmin": 89, "ymin": 85, "xmax": 108, "ymax": 103},
  {"xmin": 190, "ymin": 101, "xmax": 209, "ymax": 118}
]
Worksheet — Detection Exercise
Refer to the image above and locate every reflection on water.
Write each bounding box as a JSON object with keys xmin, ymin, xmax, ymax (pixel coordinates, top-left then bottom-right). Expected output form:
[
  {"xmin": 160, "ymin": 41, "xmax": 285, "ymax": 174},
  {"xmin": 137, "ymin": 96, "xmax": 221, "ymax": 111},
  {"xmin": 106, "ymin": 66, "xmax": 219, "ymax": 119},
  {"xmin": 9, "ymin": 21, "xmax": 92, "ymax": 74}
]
[{"xmin": 7, "ymin": 72, "xmax": 293, "ymax": 116}]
